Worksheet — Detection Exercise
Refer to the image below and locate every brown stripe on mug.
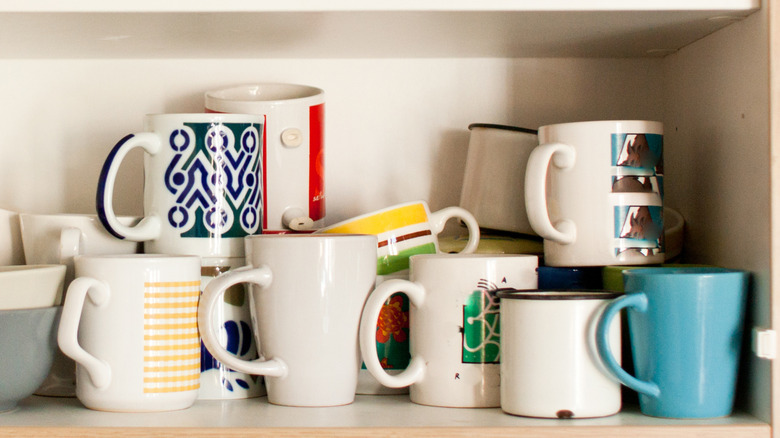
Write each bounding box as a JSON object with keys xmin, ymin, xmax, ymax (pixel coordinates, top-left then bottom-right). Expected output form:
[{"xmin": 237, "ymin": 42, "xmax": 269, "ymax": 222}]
[
  {"xmin": 377, "ymin": 230, "xmax": 432, "ymax": 248},
  {"xmin": 201, "ymin": 266, "xmax": 233, "ymax": 277},
  {"xmin": 201, "ymin": 266, "xmax": 245, "ymax": 306}
]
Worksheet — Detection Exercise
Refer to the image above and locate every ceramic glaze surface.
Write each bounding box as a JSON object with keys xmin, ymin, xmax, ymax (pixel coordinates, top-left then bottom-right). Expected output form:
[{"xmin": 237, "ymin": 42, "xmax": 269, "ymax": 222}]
[
  {"xmin": 0, "ymin": 265, "xmax": 65, "ymax": 310},
  {"xmin": 359, "ymin": 253, "xmax": 538, "ymax": 408},
  {"xmin": 97, "ymin": 113, "xmax": 263, "ymax": 257},
  {"xmin": 198, "ymin": 257, "xmax": 264, "ymax": 400},
  {"xmin": 58, "ymin": 254, "xmax": 202, "ymax": 412},
  {"xmin": 525, "ymin": 120, "xmax": 664, "ymax": 267},
  {"xmin": 199, "ymin": 234, "xmax": 377, "ymax": 407},
  {"xmin": 596, "ymin": 267, "xmax": 748, "ymax": 418},
  {"xmin": 318, "ymin": 201, "xmax": 480, "ymax": 275},
  {"xmin": 498, "ymin": 290, "xmax": 621, "ymax": 418},
  {"xmin": 459, "ymin": 124, "xmax": 538, "ymax": 235},
  {"xmin": 205, "ymin": 83, "xmax": 326, "ymax": 232},
  {"xmin": 0, "ymin": 306, "xmax": 59, "ymax": 412}
]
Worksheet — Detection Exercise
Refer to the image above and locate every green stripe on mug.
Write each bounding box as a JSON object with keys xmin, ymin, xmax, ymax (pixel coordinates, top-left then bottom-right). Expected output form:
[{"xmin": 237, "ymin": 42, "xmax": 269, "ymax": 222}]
[{"xmin": 377, "ymin": 243, "xmax": 437, "ymax": 275}]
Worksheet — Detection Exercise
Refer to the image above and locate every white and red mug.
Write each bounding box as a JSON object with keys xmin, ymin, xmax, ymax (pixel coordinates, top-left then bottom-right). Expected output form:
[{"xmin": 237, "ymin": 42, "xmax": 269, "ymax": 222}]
[{"xmin": 205, "ymin": 83, "xmax": 325, "ymax": 232}]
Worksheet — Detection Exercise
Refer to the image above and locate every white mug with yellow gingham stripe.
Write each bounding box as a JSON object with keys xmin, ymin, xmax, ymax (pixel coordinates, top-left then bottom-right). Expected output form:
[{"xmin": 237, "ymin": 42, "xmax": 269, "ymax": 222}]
[{"xmin": 58, "ymin": 254, "xmax": 201, "ymax": 412}]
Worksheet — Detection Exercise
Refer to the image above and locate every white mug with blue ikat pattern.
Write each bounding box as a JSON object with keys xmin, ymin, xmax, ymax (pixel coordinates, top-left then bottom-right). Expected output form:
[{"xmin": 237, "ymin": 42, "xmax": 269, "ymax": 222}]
[{"xmin": 97, "ymin": 113, "xmax": 264, "ymax": 258}]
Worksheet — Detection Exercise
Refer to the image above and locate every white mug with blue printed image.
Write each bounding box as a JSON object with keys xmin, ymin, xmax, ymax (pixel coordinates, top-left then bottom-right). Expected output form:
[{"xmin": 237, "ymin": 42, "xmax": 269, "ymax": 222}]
[
  {"xmin": 97, "ymin": 113, "xmax": 263, "ymax": 258},
  {"xmin": 525, "ymin": 120, "xmax": 665, "ymax": 267}
]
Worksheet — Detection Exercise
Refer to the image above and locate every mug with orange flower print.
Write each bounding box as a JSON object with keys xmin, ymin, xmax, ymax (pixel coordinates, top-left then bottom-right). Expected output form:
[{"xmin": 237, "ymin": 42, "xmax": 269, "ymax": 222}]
[
  {"xmin": 317, "ymin": 200, "xmax": 480, "ymax": 394},
  {"xmin": 359, "ymin": 253, "xmax": 538, "ymax": 408}
]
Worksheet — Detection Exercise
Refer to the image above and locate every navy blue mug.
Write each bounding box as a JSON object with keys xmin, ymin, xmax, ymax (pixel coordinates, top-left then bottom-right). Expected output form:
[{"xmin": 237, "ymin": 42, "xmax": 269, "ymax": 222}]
[
  {"xmin": 595, "ymin": 267, "xmax": 748, "ymax": 418},
  {"xmin": 537, "ymin": 266, "xmax": 602, "ymax": 290}
]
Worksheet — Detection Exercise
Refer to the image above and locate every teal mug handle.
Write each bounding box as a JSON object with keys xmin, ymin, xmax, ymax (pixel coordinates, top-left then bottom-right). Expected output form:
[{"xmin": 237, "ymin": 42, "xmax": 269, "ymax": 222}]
[{"xmin": 596, "ymin": 293, "xmax": 661, "ymax": 398}]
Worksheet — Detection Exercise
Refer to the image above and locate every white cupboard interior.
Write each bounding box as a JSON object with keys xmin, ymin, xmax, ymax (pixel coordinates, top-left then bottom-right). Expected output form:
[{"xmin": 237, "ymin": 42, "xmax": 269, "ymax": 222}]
[{"xmin": 0, "ymin": 1, "xmax": 774, "ymax": 436}]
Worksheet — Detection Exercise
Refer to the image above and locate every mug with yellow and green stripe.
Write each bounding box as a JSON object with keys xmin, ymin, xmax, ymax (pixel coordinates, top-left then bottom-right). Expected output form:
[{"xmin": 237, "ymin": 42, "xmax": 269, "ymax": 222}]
[{"xmin": 316, "ymin": 200, "xmax": 480, "ymax": 276}]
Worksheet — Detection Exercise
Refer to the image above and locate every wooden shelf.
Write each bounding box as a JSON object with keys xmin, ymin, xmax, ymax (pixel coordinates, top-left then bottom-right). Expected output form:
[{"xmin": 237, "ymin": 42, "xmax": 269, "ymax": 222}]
[{"xmin": 0, "ymin": 395, "xmax": 769, "ymax": 437}]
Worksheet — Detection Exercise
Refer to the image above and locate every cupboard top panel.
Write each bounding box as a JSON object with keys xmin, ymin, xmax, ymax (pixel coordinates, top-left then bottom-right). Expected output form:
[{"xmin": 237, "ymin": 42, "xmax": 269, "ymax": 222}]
[
  {"xmin": 0, "ymin": 1, "xmax": 760, "ymax": 58},
  {"xmin": 0, "ymin": 0, "xmax": 761, "ymax": 12}
]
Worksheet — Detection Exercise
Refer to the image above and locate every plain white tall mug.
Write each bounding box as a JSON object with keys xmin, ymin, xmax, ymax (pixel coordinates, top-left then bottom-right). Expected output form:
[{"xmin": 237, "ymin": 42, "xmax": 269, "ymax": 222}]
[
  {"xmin": 58, "ymin": 254, "xmax": 202, "ymax": 412},
  {"xmin": 359, "ymin": 254, "xmax": 538, "ymax": 408},
  {"xmin": 199, "ymin": 234, "xmax": 377, "ymax": 407}
]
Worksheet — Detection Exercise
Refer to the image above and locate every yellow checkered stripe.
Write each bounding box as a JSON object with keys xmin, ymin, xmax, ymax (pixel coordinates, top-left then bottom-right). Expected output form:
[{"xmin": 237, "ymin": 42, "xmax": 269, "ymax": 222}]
[{"xmin": 143, "ymin": 280, "xmax": 201, "ymax": 394}]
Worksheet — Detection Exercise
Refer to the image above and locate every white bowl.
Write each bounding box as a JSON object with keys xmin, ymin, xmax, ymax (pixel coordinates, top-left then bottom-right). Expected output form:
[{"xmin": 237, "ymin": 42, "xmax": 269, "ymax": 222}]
[{"xmin": 0, "ymin": 265, "xmax": 66, "ymax": 309}]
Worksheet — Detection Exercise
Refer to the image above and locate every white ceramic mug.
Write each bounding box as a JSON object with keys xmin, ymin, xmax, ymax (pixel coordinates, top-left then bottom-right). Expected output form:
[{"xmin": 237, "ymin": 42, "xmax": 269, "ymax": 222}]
[
  {"xmin": 359, "ymin": 253, "xmax": 538, "ymax": 408},
  {"xmin": 205, "ymin": 83, "xmax": 325, "ymax": 231},
  {"xmin": 199, "ymin": 234, "xmax": 377, "ymax": 407},
  {"xmin": 198, "ymin": 257, "xmax": 264, "ymax": 400},
  {"xmin": 20, "ymin": 213, "xmax": 142, "ymax": 397},
  {"xmin": 20, "ymin": 213, "xmax": 142, "ymax": 288},
  {"xmin": 525, "ymin": 120, "xmax": 665, "ymax": 266},
  {"xmin": 317, "ymin": 200, "xmax": 480, "ymax": 276},
  {"xmin": 58, "ymin": 254, "xmax": 201, "ymax": 412},
  {"xmin": 97, "ymin": 113, "xmax": 264, "ymax": 257},
  {"xmin": 319, "ymin": 200, "xmax": 480, "ymax": 395},
  {"xmin": 459, "ymin": 123, "xmax": 539, "ymax": 235},
  {"xmin": 496, "ymin": 289, "xmax": 622, "ymax": 419}
]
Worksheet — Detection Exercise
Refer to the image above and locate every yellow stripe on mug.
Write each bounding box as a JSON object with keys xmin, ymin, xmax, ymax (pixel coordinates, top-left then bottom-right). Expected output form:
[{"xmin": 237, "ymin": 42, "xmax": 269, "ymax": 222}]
[
  {"xmin": 321, "ymin": 203, "xmax": 428, "ymax": 235},
  {"xmin": 143, "ymin": 280, "xmax": 200, "ymax": 394}
]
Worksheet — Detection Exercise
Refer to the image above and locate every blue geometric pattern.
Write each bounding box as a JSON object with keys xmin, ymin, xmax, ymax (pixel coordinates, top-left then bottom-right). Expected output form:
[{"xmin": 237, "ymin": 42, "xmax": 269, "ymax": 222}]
[{"xmin": 164, "ymin": 122, "xmax": 262, "ymax": 239}]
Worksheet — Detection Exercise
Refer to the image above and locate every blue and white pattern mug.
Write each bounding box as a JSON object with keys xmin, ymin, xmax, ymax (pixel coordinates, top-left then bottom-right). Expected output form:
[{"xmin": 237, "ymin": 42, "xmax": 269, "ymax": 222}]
[
  {"xmin": 595, "ymin": 267, "xmax": 749, "ymax": 418},
  {"xmin": 97, "ymin": 113, "xmax": 263, "ymax": 257}
]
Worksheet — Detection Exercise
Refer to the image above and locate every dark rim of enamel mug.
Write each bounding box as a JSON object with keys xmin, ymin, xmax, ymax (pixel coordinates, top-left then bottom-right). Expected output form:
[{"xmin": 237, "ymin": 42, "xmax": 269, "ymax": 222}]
[
  {"xmin": 468, "ymin": 123, "xmax": 538, "ymax": 135},
  {"xmin": 495, "ymin": 288, "xmax": 623, "ymax": 300}
]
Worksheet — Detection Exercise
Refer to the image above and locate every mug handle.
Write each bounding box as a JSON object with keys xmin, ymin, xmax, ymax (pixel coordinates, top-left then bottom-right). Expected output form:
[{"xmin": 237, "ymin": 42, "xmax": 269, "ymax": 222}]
[
  {"xmin": 59, "ymin": 227, "xmax": 81, "ymax": 265},
  {"xmin": 96, "ymin": 132, "xmax": 162, "ymax": 241},
  {"xmin": 524, "ymin": 142, "xmax": 577, "ymax": 244},
  {"xmin": 428, "ymin": 207, "xmax": 480, "ymax": 254},
  {"xmin": 359, "ymin": 279, "xmax": 427, "ymax": 388},
  {"xmin": 198, "ymin": 265, "xmax": 288, "ymax": 378},
  {"xmin": 57, "ymin": 277, "xmax": 112, "ymax": 390},
  {"xmin": 595, "ymin": 293, "xmax": 661, "ymax": 398}
]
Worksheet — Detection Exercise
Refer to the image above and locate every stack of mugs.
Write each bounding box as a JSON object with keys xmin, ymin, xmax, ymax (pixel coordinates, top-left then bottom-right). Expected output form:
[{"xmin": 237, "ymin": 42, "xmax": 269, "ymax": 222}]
[
  {"xmin": 444, "ymin": 119, "xmax": 747, "ymax": 419},
  {"xmin": 0, "ymin": 83, "xmax": 748, "ymax": 421},
  {"xmin": 56, "ymin": 83, "xmax": 328, "ymax": 410}
]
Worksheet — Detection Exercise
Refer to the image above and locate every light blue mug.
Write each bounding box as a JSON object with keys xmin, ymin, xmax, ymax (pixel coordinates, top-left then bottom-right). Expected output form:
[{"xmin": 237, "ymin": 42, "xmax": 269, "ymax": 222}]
[{"xmin": 595, "ymin": 267, "xmax": 748, "ymax": 418}]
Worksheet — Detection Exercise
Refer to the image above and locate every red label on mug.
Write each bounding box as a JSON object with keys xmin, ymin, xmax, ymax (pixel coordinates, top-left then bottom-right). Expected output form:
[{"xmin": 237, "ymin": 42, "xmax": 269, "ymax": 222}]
[{"xmin": 309, "ymin": 103, "xmax": 325, "ymax": 221}]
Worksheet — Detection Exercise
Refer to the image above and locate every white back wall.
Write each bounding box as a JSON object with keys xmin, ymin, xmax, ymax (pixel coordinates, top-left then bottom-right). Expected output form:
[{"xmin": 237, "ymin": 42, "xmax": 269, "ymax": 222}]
[{"xmin": 0, "ymin": 57, "xmax": 663, "ymax": 222}]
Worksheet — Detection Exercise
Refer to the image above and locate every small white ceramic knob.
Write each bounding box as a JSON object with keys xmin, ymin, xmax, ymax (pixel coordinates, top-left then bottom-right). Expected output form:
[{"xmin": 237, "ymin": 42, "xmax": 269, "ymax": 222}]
[
  {"xmin": 281, "ymin": 128, "xmax": 303, "ymax": 148},
  {"xmin": 282, "ymin": 207, "xmax": 314, "ymax": 230}
]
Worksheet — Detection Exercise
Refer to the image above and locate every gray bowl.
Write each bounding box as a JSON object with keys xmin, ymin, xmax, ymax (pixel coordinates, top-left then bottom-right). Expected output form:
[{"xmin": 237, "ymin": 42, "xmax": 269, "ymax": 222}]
[{"xmin": 0, "ymin": 306, "xmax": 59, "ymax": 411}]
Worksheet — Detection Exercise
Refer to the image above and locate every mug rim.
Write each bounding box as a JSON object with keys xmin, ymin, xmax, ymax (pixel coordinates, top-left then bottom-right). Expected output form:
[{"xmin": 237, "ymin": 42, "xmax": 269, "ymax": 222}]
[
  {"xmin": 248, "ymin": 233, "xmax": 376, "ymax": 240},
  {"xmin": 0, "ymin": 264, "xmax": 65, "ymax": 275},
  {"xmin": 143, "ymin": 112, "xmax": 263, "ymax": 122},
  {"xmin": 496, "ymin": 288, "xmax": 622, "ymax": 300},
  {"xmin": 538, "ymin": 119, "xmax": 663, "ymax": 131},
  {"xmin": 73, "ymin": 254, "xmax": 199, "ymax": 261},
  {"xmin": 622, "ymin": 267, "xmax": 746, "ymax": 277},
  {"xmin": 411, "ymin": 253, "xmax": 538, "ymax": 261},
  {"xmin": 205, "ymin": 83, "xmax": 324, "ymax": 104},
  {"xmin": 468, "ymin": 123, "xmax": 537, "ymax": 135},
  {"xmin": 316, "ymin": 200, "xmax": 429, "ymax": 232}
]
